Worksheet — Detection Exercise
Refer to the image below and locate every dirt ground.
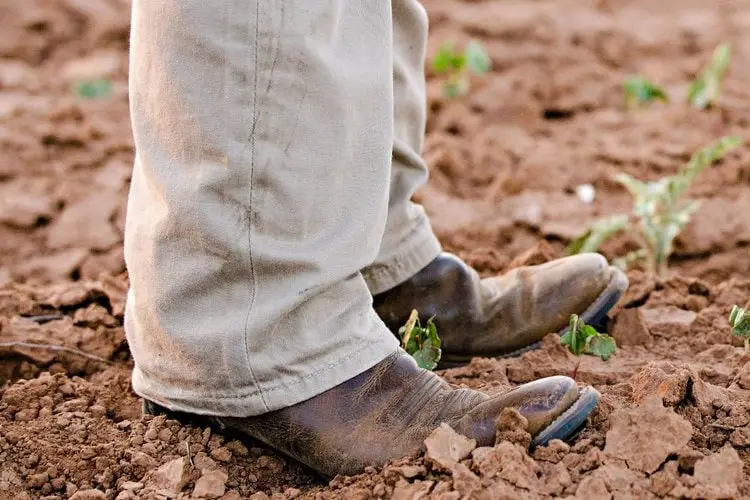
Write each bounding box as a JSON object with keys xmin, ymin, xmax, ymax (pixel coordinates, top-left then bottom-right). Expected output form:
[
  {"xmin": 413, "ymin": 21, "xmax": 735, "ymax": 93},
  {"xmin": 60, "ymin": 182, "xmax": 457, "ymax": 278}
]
[{"xmin": 2, "ymin": 0, "xmax": 750, "ymax": 498}]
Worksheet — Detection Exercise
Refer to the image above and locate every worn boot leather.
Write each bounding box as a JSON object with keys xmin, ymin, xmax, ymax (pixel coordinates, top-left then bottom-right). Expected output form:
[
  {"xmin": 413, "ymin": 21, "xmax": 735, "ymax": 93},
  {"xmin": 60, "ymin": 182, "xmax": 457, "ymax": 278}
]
[
  {"xmin": 144, "ymin": 351, "xmax": 588, "ymax": 478},
  {"xmin": 373, "ymin": 252, "xmax": 628, "ymax": 364}
]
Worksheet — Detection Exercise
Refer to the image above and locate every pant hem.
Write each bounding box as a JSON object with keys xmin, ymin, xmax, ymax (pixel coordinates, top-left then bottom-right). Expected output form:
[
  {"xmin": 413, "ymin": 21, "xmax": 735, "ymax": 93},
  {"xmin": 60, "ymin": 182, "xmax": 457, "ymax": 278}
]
[
  {"xmin": 363, "ymin": 217, "xmax": 442, "ymax": 295},
  {"xmin": 131, "ymin": 311, "xmax": 400, "ymax": 417}
]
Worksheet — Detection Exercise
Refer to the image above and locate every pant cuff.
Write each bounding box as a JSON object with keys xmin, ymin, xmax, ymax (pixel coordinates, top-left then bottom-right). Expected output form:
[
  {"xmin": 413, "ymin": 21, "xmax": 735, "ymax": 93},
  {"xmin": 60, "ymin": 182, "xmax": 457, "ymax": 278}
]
[
  {"xmin": 363, "ymin": 215, "xmax": 442, "ymax": 295},
  {"xmin": 131, "ymin": 309, "xmax": 401, "ymax": 417}
]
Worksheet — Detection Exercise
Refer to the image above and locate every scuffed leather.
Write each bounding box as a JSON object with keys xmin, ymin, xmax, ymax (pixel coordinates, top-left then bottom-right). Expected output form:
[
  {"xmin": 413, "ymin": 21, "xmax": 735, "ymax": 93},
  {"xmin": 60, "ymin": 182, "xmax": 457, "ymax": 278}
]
[
  {"xmin": 214, "ymin": 352, "xmax": 578, "ymax": 478},
  {"xmin": 373, "ymin": 252, "xmax": 614, "ymax": 359}
]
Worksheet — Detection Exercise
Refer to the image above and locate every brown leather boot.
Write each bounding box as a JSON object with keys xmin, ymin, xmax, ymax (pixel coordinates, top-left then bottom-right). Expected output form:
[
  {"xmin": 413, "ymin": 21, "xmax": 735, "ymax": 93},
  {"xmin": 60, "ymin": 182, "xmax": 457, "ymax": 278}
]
[
  {"xmin": 144, "ymin": 351, "xmax": 599, "ymax": 478},
  {"xmin": 373, "ymin": 252, "xmax": 628, "ymax": 366}
]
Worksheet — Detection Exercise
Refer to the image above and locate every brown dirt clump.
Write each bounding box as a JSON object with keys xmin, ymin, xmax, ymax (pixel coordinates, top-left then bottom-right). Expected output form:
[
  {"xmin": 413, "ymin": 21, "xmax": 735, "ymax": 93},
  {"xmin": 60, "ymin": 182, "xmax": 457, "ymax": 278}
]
[{"xmin": 4, "ymin": 0, "xmax": 750, "ymax": 497}]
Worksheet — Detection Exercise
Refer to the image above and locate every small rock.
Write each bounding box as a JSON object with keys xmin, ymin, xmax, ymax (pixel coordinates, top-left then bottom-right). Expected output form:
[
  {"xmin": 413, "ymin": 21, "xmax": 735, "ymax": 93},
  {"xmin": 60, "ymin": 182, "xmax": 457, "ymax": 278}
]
[
  {"xmin": 424, "ymin": 423, "xmax": 476, "ymax": 470},
  {"xmin": 283, "ymin": 488, "xmax": 301, "ymax": 499},
  {"xmin": 219, "ymin": 492, "xmax": 242, "ymax": 500},
  {"xmin": 146, "ymin": 457, "xmax": 189, "ymax": 493},
  {"xmin": 15, "ymin": 408, "xmax": 39, "ymax": 422},
  {"xmin": 640, "ymin": 306, "xmax": 696, "ymax": 329},
  {"xmin": 192, "ymin": 470, "xmax": 228, "ymax": 499},
  {"xmin": 248, "ymin": 493, "xmax": 270, "ymax": 500},
  {"xmin": 508, "ymin": 240, "xmax": 557, "ymax": 269},
  {"xmin": 210, "ymin": 447, "xmax": 232, "ymax": 462},
  {"xmin": 47, "ymin": 192, "xmax": 121, "ymax": 251},
  {"xmin": 729, "ymin": 427, "xmax": 750, "ymax": 447},
  {"xmin": 17, "ymin": 249, "xmax": 89, "ymax": 282},
  {"xmin": 611, "ymin": 308, "xmax": 652, "ymax": 346},
  {"xmin": 225, "ymin": 440, "xmax": 248, "ymax": 457},
  {"xmin": 0, "ymin": 189, "xmax": 54, "ymax": 228},
  {"xmin": 495, "ymin": 407, "xmax": 531, "ymax": 447},
  {"xmin": 69, "ymin": 490, "xmax": 106, "ymax": 500},
  {"xmin": 575, "ymin": 474, "xmax": 609, "ymax": 500},
  {"xmin": 120, "ymin": 482, "xmax": 143, "ymax": 492},
  {"xmin": 533, "ymin": 439, "xmax": 570, "ymax": 463},
  {"xmin": 451, "ymin": 463, "xmax": 481, "ymax": 497},
  {"xmin": 604, "ymin": 396, "xmax": 692, "ymax": 473},
  {"xmin": 27, "ymin": 473, "xmax": 49, "ymax": 488},
  {"xmin": 693, "ymin": 445, "xmax": 743, "ymax": 497},
  {"xmin": 631, "ymin": 362, "xmax": 690, "ymax": 406},
  {"xmin": 131, "ymin": 451, "xmax": 156, "ymax": 470},
  {"xmin": 734, "ymin": 362, "xmax": 750, "ymax": 390},
  {"xmin": 384, "ymin": 464, "xmax": 426, "ymax": 480},
  {"xmin": 391, "ymin": 479, "xmax": 434, "ymax": 500}
]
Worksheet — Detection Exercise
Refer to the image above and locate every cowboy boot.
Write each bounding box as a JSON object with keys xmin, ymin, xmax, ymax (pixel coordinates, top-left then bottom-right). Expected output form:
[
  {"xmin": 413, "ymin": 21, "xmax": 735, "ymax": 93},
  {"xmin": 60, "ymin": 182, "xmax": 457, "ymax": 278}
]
[
  {"xmin": 373, "ymin": 252, "xmax": 628, "ymax": 366},
  {"xmin": 144, "ymin": 350, "xmax": 599, "ymax": 478}
]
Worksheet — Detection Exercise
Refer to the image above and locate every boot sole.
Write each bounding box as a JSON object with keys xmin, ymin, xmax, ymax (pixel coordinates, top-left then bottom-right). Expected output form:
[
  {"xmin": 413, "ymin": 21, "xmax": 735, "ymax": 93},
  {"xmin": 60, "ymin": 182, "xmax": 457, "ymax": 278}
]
[
  {"xmin": 438, "ymin": 265, "xmax": 628, "ymax": 367},
  {"xmin": 529, "ymin": 385, "xmax": 600, "ymax": 449}
]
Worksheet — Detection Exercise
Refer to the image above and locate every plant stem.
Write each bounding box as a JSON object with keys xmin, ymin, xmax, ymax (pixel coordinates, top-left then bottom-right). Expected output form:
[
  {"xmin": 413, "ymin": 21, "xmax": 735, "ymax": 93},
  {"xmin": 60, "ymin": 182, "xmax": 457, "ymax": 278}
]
[
  {"xmin": 745, "ymin": 338, "xmax": 749, "ymax": 354},
  {"xmin": 657, "ymin": 257, "xmax": 669, "ymax": 279}
]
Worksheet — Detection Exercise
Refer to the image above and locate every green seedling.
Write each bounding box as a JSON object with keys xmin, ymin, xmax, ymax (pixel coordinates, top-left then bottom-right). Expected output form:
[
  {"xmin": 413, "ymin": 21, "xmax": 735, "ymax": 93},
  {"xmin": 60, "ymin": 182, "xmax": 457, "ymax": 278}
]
[
  {"xmin": 688, "ymin": 42, "xmax": 731, "ymax": 109},
  {"xmin": 729, "ymin": 305, "xmax": 750, "ymax": 353},
  {"xmin": 561, "ymin": 314, "xmax": 616, "ymax": 361},
  {"xmin": 432, "ymin": 40, "xmax": 491, "ymax": 98},
  {"xmin": 566, "ymin": 136, "xmax": 742, "ymax": 278},
  {"xmin": 398, "ymin": 309, "xmax": 442, "ymax": 370},
  {"xmin": 622, "ymin": 75, "xmax": 669, "ymax": 109},
  {"xmin": 74, "ymin": 79, "xmax": 113, "ymax": 100}
]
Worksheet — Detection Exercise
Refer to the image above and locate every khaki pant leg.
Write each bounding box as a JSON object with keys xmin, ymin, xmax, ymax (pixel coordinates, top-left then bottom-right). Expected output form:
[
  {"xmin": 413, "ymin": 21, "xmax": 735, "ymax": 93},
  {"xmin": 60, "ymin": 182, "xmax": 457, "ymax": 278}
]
[
  {"xmin": 124, "ymin": 0, "xmax": 400, "ymax": 417},
  {"xmin": 362, "ymin": 0, "xmax": 443, "ymax": 296}
]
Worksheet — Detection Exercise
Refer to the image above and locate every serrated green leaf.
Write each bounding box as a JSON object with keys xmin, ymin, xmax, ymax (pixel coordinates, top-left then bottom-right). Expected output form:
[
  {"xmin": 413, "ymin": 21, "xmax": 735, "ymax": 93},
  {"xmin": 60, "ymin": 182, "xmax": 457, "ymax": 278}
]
[
  {"xmin": 465, "ymin": 41, "xmax": 491, "ymax": 74},
  {"xmin": 587, "ymin": 335, "xmax": 617, "ymax": 361}
]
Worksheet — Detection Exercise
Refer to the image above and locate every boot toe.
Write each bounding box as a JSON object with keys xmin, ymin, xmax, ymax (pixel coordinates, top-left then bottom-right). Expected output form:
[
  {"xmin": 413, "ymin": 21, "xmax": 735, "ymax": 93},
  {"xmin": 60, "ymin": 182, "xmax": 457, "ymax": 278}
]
[
  {"xmin": 512, "ymin": 375, "xmax": 580, "ymax": 435},
  {"xmin": 456, "ymin": 375, "xmax": 582, "ymax": 445}
]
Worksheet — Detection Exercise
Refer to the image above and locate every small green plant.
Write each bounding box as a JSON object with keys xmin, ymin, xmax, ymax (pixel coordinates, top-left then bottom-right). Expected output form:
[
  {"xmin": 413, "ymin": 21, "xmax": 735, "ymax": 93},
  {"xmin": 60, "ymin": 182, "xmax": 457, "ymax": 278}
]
[
  {"xmin": 566, "ymin": 136, "xmax": 742, "ymax": 277},
  {"xmin": 74, "ymin": 79, "xmax": 113, "ymax": 100},
  {"xmin": 431, "ymin": 40, "xmax": 491, "ymax": 98},
  {"xmin": 729, "ymin": 305, "xmax": 750, "ymax": 353},
  {"xmin": 688, "ymin": 42, "xmax": 731, "ymax": 109},
  {"xmin": 561, "ymin": 314, "xmax": 616, "ymax": 361},
  {"xmin": 398, "ymin": 309, "xmax": 442, "ymax": 370},
  {"xmin": 622, "ymin": 75, "xmax": 669, "ymax": 109}
]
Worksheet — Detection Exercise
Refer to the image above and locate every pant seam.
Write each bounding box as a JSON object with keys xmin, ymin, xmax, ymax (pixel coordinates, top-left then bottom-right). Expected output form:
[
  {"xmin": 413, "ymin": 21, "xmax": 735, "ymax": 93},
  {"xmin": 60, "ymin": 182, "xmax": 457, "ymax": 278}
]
[{"xmin": 242, "ymin": 1, "xmax": 269, "ymax": 412}]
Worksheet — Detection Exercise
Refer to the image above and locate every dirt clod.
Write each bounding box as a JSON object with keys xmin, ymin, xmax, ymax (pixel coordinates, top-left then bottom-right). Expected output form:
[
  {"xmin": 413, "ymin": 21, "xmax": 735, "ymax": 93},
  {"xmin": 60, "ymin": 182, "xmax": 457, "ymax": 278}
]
[
  {"xmin": 604, "ymin": 396, "xmax": 693, "ymax": 473},
  {"xmin": 424, "ymin": 423, "xmax": 476, "ymax": 471}
]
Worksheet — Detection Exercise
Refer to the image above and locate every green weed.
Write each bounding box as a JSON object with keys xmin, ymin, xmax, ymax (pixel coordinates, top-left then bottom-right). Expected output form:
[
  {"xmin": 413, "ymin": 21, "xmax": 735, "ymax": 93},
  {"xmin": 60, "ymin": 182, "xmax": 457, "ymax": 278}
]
[
  {"xmin": 398, "ymin": 309, "xmax": 442, "ymax": 370},
  {"xmin": 73, "ymin": 79, "xmax": 112, "ymax": 100},
  {"xmin": 432, "ymin": 40, "xmax": 491, "ymax": 98},
  {"xmin": 566, "ymin": 136, "xmax": 742, "ymax": 278},
  {"xmin": 561, "ymin": 314, "xmax": 616, "ymax": 361},
  {"xmin": 688, "ymin": 42, "xmax": 731, "ymax": 109},
  {"xmin": 622, "ymin": 75, "xmax": 669, "ymax": 109},
  {"xmin": 729, "ymin": 305, "xmax": 750, "ymax": 353}
]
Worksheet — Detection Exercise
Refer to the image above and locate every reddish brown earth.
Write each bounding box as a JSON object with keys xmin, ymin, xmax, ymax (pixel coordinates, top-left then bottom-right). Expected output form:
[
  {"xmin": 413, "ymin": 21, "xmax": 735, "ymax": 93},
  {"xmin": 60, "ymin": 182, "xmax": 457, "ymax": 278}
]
[{"xmin": 2, "ymin": 0, "xmax": 750, "ymax": 498}]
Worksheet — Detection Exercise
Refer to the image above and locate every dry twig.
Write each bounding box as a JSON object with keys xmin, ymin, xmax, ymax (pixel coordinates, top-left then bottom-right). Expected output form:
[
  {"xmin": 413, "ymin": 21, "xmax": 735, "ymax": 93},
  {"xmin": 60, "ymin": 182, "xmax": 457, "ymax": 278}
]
[{"xmin": 0, "ymin": 341, "xmax": 113, "ymax": 365}]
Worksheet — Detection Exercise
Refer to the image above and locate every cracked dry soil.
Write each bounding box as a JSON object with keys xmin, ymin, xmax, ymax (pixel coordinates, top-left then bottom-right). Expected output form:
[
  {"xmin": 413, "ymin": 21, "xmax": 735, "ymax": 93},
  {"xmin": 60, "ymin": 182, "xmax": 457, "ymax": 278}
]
[{"xmin": 3, "ymin": 0, "xmax": 750, "ymax": 498}]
